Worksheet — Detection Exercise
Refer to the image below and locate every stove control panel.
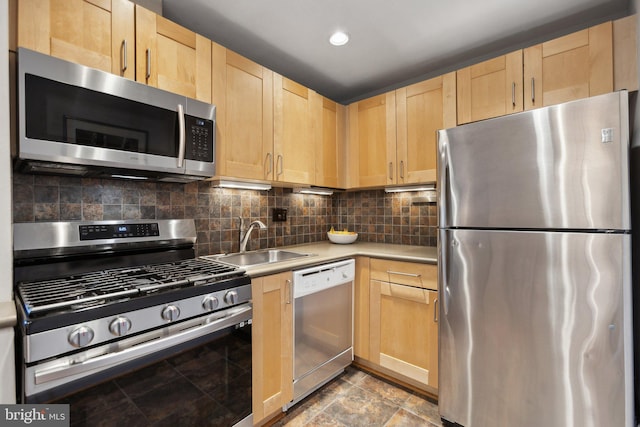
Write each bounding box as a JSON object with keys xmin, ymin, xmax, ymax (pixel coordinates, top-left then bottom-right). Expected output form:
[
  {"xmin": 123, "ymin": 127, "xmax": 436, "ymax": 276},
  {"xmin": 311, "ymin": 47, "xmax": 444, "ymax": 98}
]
[{"xmin": 79, "ymin": 223, "xmax": 160, "ymax": 240}]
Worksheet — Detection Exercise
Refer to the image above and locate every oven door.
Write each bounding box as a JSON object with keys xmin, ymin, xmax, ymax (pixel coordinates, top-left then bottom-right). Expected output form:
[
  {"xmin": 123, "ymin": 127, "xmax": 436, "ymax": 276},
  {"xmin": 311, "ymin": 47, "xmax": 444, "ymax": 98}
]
[
  {"xmin": 17, "ymin": 47, "xmax": 215, "ymax": 179},
  {"xmin": 23, "ymin": 303, "xmax": 251, "ymax": 404}
]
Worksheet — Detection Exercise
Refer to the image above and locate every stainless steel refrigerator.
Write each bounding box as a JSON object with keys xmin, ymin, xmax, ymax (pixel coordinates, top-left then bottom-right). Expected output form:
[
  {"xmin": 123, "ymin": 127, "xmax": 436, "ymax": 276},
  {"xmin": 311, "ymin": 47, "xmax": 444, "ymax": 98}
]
[{"xmin": 437, "ymin": 90, "xmax": 635, "ymax": 427}]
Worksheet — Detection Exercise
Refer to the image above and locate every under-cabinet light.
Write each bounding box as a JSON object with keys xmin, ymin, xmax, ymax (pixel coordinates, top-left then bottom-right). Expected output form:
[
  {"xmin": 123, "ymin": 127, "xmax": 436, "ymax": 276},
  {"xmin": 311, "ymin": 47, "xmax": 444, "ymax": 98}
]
[
  {"xmin": 214, "ymin": 180, "xmax": 272, "ymax": 191},
  {"xmin": 110, "ymin": 174, "xmax": 149, "ymax": 180},
  {"xmin": 293, "ymin": 187, "xmax": 334, "ymax": 196},
  {"xmin": 384, "ymin": 184, "xmax": 435, "ymax": 193}
]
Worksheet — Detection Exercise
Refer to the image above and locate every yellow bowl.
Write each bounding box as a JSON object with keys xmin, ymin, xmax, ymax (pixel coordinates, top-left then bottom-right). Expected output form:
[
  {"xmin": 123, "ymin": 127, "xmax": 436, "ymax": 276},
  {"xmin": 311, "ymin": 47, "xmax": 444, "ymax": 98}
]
[{"xmin": 327, "ymin": 232, "xmax": 358, "ymax": 244}]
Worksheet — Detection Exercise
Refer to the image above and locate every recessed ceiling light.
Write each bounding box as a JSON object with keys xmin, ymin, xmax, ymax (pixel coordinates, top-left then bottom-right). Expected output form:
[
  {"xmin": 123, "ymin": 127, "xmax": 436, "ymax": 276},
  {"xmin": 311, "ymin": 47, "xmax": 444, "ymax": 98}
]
[{"xmin": 329, "ymin": 31, "xmax": 349, "ymax": 46}]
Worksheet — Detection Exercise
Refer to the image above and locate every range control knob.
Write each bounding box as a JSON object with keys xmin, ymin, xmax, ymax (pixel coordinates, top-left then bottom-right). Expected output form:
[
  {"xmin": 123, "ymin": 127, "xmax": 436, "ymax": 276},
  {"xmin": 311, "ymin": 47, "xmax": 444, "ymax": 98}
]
[
  {"xmin": 224, "ymin": 290, "xmax": 239, "ymax": 305},
  {"xmin": 161, "ymin": 305, "xmax": 180, "ymax": 322},
  {"xmin": 109, "ymin": 316, "xmax": 132, "ymax": 336},
  {"xmin": 68, "ymin": 326, "xmax": 95, "ymax": 348},
  {"xmin": 202, "ymin": 295, "xmax": 219, "ymax": 312}
]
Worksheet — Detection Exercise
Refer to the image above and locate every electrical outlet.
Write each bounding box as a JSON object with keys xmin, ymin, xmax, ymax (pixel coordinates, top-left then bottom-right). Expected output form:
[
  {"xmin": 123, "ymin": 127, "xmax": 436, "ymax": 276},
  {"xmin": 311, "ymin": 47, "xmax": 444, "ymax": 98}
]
[{"xmin": 272, "ymin": 208, "xmax": 287, "ymax": 222}]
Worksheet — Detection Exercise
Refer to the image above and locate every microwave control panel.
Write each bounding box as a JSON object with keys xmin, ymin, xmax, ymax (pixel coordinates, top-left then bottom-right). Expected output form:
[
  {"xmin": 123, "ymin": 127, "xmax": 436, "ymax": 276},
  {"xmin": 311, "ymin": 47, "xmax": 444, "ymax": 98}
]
[{"xmin": 185, "ymin": 115, "xmax": 214, "ymax": 162}]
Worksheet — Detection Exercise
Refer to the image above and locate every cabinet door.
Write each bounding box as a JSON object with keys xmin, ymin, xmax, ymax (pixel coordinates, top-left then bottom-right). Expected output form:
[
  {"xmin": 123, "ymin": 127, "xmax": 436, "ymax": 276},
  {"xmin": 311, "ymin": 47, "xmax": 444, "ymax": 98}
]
[
  {"xmin": 396, "ymin": 72, "xmax": 456, "ymax": 184},
  {"xmin": 613, "ymin": 15, "xmax": 637, "ymax": 92},
  {"xmin": 457, "ymin": 50, "xmax": 523, "ymax": 124},
  {"xmin": 354, "ymin": 257, "xmax": 371, "ymax": 361},
  {"xmin": 212, "ymin": 44, "xmax": 274, "ymax": 180},
  {"xmin": 348, "ymin": 92, "xmax": 397, "ymax": 187},
  {"xmin": 524, "ymin": 22, "xmax": 613, "ymax": 110},
  {"xmin": 273, "ymin": 74, "xmax": 314, "ymax": 184},
  {"xmin": 252, "ymin": 272, "xmax": 293, "ymax": 424},
  {"xmin": 314, "ymin": 94, "xmax": 346, "ymax": 188},
  {"xmin": 17, "ymin": 0, "xmax": 134, "ymax": 79},
  {"xmin": 370, "ymin": 280, "xmax": 438, "ymax": 390},
  {"xmin": 135, "ymin": 5, "xmax": 211, "ymax": 102}
]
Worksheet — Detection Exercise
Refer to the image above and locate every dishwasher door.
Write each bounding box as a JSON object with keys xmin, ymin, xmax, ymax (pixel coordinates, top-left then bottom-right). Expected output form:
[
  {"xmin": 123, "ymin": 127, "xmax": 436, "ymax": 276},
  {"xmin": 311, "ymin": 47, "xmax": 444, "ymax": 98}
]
[{"xmin": 290, "ymin": 259, "xmax": 354, "ymax": 407}]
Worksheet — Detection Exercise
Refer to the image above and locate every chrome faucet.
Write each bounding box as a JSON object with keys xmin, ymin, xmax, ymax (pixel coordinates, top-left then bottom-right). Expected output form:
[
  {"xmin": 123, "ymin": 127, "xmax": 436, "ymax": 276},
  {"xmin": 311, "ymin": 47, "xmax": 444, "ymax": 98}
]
[{"xmin": 238, "ymin": 217, "xmax": 267, "ymax": 253}]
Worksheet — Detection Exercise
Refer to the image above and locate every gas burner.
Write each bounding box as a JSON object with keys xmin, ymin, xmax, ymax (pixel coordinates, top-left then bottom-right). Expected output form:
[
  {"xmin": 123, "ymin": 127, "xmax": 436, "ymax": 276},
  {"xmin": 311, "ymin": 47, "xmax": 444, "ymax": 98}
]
[{"xmin": 17, "ymin": 258, "xmax": 244, "ymax": 317}]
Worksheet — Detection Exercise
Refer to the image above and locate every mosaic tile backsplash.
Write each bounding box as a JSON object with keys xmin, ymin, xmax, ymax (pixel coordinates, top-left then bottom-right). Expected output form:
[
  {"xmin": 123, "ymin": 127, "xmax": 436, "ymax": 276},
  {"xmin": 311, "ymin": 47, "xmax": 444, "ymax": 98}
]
[{"xmin": 12, "ymin": 173, "xmax": 437, "ymax": 256}]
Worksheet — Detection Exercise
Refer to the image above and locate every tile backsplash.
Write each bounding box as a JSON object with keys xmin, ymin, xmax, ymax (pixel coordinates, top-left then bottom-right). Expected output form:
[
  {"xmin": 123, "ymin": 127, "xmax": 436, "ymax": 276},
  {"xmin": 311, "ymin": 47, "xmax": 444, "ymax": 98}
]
[{"xmin": 12, "ymin": 173, "xmax": 437, "ymax": 256}]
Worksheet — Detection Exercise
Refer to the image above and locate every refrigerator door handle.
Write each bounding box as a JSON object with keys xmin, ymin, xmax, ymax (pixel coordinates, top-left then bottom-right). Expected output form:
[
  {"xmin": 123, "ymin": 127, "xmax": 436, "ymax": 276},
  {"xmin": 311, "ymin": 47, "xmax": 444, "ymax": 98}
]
[{"xmin": 443, "ymin": 286, "xmax": 450, "ymax": 315}]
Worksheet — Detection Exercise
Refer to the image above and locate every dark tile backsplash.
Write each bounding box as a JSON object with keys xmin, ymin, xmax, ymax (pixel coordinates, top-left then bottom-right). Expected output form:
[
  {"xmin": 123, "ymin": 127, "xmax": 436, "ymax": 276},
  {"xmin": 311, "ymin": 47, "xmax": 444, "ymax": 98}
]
[{"xmin": 12, "ymin": 173, "xmax": 437, "ymax": 256}]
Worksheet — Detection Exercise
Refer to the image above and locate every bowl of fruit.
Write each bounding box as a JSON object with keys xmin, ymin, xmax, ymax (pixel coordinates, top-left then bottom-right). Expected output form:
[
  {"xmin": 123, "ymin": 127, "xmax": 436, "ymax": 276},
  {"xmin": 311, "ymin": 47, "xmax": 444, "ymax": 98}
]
[{"xmin": 327, "ymin": 227, "xmax": 358, "ymax": 244}]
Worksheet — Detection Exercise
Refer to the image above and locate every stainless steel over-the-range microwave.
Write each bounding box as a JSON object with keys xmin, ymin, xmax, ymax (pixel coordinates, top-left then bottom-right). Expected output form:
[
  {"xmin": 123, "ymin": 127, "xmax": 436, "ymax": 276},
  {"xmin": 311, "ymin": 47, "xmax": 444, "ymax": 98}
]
[{"xmin": 15, "ymin": 48, "xmax": 216, "ymax": 182}]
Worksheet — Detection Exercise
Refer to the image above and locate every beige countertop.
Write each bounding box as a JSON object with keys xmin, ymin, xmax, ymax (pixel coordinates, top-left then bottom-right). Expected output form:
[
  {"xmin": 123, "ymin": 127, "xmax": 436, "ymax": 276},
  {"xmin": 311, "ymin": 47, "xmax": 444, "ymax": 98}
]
[
  {"xmin": 237, "ymin": 241, "xmax": 437, "ymax": 277},
  {"xmin": 0, "ymin": 301, "xmax": 17, "ymax": 328}
]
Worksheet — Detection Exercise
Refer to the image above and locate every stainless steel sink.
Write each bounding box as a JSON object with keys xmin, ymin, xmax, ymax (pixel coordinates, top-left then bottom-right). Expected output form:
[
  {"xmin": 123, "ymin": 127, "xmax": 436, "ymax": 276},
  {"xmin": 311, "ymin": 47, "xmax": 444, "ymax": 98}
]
[{"xmin": 204, "ymin": 249, "xmax": 313, "ymax": 267}]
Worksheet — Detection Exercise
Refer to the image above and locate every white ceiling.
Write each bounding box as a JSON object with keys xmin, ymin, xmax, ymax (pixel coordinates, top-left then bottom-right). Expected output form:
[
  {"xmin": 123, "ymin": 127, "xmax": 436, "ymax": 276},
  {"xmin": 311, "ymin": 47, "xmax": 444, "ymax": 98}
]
[{"xmin": 162, "ymin": 0, "xmax": 631, "ymax": 104}]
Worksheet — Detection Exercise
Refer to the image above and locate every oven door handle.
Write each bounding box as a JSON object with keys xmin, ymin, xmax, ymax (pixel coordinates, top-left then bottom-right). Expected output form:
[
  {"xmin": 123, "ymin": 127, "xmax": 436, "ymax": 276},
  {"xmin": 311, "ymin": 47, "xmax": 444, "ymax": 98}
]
[{"xmin": 34, "ymin": 304, "xmax": 252, "ymax": 385}]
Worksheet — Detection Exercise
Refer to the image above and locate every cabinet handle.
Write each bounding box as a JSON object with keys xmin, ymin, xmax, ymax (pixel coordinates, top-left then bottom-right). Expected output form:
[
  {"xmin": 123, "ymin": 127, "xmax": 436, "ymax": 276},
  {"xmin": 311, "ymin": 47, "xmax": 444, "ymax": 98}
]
[
  {"xmin": 120, "ymin": 40, "xmax": 128, "ymax": 73},
  {"xmin": 145, "ymin": 48, "xmax": 151, "ymax": 81},
  {"xmin": 276, "ymin": 155, "xmax": 283, "ymax": 177},
  {"xmin": 265, "ymin": 153, "xmax": 273, "ymax": 176},
  {"xmin": 400, "ymin": 160, "xmax": 405, "ymax": 180},
  {"xmin": 389, "ymin": 162, "xmax": 393, "ymax": 180},
  {"xmin": 511, "ymin": 82, "xmax": 516, "ymax": 107},
  {"xmin": 386, "ymin": 270, "xmax": 421, "ymax": 278},
  {"xmin": 531, "ymin": 77, "xmax": 535, "ymax": 103},
  {"xmin": 177, "ymin": 104, "xmax": 185, "ymax": 168},
  {"xmin": 285, "ymin": 279, "xmax": 292, "ymax": 304},
  {"xmin": 434, "ymin": 298, "xmax": 438, "ymax": 323}
]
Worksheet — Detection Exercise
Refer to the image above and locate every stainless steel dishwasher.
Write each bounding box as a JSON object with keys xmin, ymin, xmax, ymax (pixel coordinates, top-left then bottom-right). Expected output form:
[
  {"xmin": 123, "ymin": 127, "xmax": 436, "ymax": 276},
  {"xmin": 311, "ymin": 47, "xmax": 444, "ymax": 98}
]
[{"xmin": 285, "ymin": 258, "xmax": 355, "ymax": 409}]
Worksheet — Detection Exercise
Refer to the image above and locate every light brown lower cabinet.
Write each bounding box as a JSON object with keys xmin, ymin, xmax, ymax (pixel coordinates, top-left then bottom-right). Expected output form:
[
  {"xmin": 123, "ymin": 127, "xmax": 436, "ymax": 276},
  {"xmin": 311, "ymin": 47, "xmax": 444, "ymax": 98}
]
[
  {"xmin": 368, "ymin": 259, "xmax": 438, "ymax": 392},
  {"xmin": 252, "ymin": 272, "xmax": 293, "ymax": 425}
]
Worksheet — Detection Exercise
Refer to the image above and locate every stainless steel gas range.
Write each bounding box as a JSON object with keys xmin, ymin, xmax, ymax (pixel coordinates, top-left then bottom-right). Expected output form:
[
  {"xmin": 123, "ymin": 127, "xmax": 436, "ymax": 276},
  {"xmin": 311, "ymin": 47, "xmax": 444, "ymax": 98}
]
[{"xmin": 13, "ymin": 219, "xmax": 252, "ymax": 425}]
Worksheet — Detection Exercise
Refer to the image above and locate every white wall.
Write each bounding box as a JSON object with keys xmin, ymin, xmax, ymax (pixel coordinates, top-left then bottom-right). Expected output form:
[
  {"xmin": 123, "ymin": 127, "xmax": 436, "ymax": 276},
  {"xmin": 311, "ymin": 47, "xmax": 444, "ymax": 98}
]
[{"xmin": 0, "ymin": 0, "xmax": 16, "ymax": 404}]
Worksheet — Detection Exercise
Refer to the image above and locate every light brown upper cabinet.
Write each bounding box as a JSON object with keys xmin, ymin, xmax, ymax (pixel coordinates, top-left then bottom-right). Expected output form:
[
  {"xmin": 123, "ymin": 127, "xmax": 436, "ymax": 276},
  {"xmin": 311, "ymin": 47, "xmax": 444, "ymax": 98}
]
[
  {"xmin": 348, "ymin": 92, "xmax": 397, "ymax": 188},
  {"xmin": 212, "ymin": 43, "xmax": 274, "ymax": 181},
  {"xmin": 135, "ymin": 5, "xmax": 211, "ymax": 103},
  {"xmin": 613, "ymin": 15, "xmax": 638, "ymax": 92},
  {"xmin": 313, "ymin": 95, "xmax": 346, "ymax": 188},
  {"xmin": 457, "ymin": 50, "xmax": 523, "ymax": 124},
  {"xmin": 273, "ymin": 74, "xmax": 315, "ymax": 185},
  {"xmin": 16, "ymin": 0, "xmax": 135, "ymax": 79},
  {"xmin": 524, "ymin": 22, "xmax": 613, "ymax": 110},
  {"xmin": 396, "ymin": 73, "xmax": 456, "ymax": 184}
]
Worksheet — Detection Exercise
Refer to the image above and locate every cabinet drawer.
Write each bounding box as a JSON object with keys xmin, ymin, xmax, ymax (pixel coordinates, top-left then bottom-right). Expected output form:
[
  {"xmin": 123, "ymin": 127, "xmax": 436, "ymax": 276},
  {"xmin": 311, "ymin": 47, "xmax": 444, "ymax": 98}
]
[{"xmin": 370, "ymin": 259, "xmax": 437, "ymax": 290}]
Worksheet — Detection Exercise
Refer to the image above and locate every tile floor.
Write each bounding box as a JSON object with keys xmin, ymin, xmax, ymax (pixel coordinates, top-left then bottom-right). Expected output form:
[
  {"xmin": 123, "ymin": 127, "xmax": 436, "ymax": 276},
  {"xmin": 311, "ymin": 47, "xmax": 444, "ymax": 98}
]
[{"xmin": 272, "ymin": 367, "xmax": 442, "ymax": 427}]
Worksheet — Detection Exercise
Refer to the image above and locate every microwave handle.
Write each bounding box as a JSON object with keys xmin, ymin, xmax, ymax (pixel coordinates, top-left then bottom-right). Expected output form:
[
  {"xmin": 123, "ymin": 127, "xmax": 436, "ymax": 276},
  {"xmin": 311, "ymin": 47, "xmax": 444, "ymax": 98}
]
[{"xmin": 177, "ymin": 103, "xmax": 186, "ymax": 168}]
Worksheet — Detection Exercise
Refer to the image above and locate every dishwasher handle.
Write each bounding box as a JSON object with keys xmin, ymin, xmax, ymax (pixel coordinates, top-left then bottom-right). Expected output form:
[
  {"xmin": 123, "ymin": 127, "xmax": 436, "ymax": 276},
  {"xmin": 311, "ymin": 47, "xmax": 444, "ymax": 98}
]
[{"xmin": 292, "ymin": 259, "xmax": 355, "ymax": 299}]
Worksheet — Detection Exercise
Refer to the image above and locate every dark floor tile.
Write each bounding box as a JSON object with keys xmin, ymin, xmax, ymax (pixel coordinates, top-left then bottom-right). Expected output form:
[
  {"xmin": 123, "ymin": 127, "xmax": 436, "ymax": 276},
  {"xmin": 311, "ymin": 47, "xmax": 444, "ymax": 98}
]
[
  {"xmin": 210, "ymin": 330, "xmax": 252, "ymax": 368},
  {"xmin": 131, "ymin": 376, "xmax": 206, "ymax": 423},
  {"xmin": 151, "ymin": 394, "xmax": 238, "ymax": 427},
  {"xmin": 323, "ymin": 386, "xmax": 398, "ymax": 427},
  {"xmin": 165, "ymin": 341, "xmax": 224, "ymax": 371},
  {"xmin": 53, "ymin": 380, "xmax": 129, "ymax": 422},
  {"xmin": 72, "ymin": 400, "xmax": 149, "ymax": 427},
  {"xmin": 178, "ymin": 356, "xmax": 247, "ymax": 395},
  {"xmin": 206, "ymin": 370, "xmax": 252, "ymax": 420},
  {"xmin": 115, "ymin": 360, "xmax": 182, "ymax": 399}
]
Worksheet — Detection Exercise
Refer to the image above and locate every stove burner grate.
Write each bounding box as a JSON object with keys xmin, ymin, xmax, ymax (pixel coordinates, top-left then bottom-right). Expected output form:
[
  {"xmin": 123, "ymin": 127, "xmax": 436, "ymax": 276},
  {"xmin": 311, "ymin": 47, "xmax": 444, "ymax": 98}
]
[{"xmin": 18, "ymin": 258, "xmax": 243, "ymax": 316}]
